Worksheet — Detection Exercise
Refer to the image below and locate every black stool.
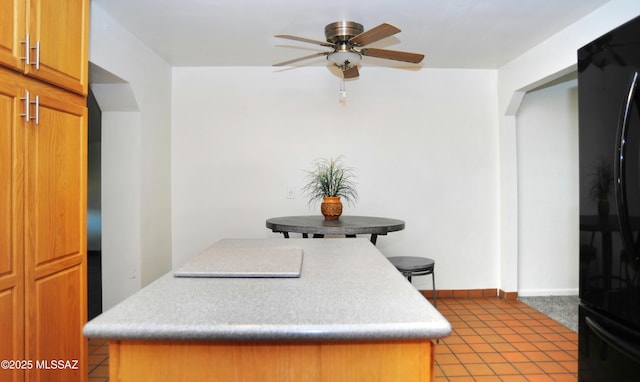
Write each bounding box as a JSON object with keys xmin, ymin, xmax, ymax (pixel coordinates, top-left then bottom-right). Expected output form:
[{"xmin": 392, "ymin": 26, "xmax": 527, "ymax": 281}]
[{"xmin": 387, "ymin": 256, "xmax": 436, "ymax": 307}]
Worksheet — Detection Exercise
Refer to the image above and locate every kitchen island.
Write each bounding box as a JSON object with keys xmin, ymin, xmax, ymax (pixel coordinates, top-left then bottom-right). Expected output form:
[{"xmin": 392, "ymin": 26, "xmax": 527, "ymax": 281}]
[{"xmin": 84, "ymin": 238, "xmax": 451, "ymax": 381}]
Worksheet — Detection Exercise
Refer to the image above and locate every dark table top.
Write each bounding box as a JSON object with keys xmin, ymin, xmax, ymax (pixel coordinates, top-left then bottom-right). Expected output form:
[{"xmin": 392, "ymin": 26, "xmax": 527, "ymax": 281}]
[
  {"xmin": 266, "ymin": 215, "xmax": 405, "ymax": 236},
  {"xmin": 579, "ymin": 215, "xmax": 640, "ymax": 232},
  {"xmin": 580, "ymin": 215, "xmax": 621, "ymax": 232}
]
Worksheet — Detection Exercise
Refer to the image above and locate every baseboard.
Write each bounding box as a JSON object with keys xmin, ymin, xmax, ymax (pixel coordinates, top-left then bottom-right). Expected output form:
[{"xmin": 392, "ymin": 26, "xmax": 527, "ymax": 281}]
[
  {"xmin": 418, "ymin": 288, "xmax": 583, "ymax": 301},
  {"xmin": 517, "ymin": 288, "xmax": 579, "ymax": 297},
  {"xmin": 499, "ymin": 289, "xmax": 518, "ymax": 300},
  {"xmin": 419, "ymin": 288, "xmax": 518, "ymax": 300}
]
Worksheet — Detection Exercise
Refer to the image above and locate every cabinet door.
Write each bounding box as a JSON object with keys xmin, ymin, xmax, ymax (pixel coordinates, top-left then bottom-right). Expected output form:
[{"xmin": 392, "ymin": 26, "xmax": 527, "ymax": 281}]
[
  {"xmin": 0, "ymin": 67, "xmax": 25, "ymax": 382},
  {"xmin": 0, "ymin": 0, "xmax": 26, "ymax": 71},
  {"xmin": 22, "ymin": 76, "xmax": 87, "ymax": 382},
  {"xmin": 26, "ymin": 0, "xmax": 89, "ymax": 95}
]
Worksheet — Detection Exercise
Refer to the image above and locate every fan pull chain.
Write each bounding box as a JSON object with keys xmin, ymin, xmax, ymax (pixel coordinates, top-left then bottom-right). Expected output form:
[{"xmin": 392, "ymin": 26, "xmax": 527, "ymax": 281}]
[{"xmin": 339, "ymin": 78, "xmax": 347, "ymax": 104}]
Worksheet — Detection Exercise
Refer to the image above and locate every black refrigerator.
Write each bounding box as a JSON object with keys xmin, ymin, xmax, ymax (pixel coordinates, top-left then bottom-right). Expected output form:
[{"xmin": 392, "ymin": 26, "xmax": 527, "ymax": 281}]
[{"xmin": 578, "ymin": 15, "xmax": 640, "ymax": 381}]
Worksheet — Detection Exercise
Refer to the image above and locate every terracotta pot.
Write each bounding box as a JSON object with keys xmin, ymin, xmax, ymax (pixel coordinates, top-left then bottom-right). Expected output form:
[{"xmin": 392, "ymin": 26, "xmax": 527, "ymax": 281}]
[{"xmin": 321, "ymin": 196, "xmax": 343, "ymax": 220}]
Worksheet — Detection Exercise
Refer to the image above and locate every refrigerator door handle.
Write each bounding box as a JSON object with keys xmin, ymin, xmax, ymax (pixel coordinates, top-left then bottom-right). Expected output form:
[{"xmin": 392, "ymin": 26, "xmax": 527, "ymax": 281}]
[
  {"xmin": 614, "ymin": 71, "xmax": 640, "ymax": 261},
  {"xmin": 585, "ymin": 316, "xmax": 640, "ymax": 364}
]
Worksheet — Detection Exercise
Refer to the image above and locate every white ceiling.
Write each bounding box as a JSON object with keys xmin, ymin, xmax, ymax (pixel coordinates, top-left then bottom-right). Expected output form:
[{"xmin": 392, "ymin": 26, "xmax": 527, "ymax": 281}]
[{"xmin": 92, "ymin": 0, "xmax": 610, "ymax": 69}]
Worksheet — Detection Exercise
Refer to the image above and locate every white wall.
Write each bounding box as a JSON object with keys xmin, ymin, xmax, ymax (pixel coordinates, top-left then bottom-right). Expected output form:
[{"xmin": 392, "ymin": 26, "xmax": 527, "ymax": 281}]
[
  {"xmin": 172, "ymin": 67, "xmax": 500, "ymax": 291},
  {"xmin": 90, "ymin": 0, "xmax": 640, "ymax": 303},
  {"xmin": 516, "ymin": 79, "xmax": 579, "ymax": 296},
  {"xmin": 497, "ymin": 0, "xmax": 640, "ymax": 294},
  {"xmin": 100, "ymin": 112, "xmax": 141, "ymax": 309},
  {"xmin": 499, "ymin": 0, "xmax": 640, "ymax": 114},
  {"xmin": 89, "ymin": 3, "xmax": 173, "ymax": 309}
]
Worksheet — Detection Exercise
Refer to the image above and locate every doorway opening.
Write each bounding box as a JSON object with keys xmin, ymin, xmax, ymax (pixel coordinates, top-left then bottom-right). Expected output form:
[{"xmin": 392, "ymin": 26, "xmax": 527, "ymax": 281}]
[{"xmin": 87, "ymin": 87, "xmax": 102, "ymax": 320}]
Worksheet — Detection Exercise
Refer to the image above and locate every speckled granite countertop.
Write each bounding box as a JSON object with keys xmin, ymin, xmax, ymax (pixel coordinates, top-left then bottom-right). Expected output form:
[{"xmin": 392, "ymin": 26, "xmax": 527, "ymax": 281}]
[{"xmin": 83, "ymin": 238, "xmax": 451, "ymax": 342}]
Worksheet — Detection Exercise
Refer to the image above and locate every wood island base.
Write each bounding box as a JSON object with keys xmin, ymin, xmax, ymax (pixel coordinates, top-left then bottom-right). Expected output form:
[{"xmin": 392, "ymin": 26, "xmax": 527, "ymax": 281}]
[{"xmin": 108, "ymin": 339, "xmax": 435, "ymax": 382}]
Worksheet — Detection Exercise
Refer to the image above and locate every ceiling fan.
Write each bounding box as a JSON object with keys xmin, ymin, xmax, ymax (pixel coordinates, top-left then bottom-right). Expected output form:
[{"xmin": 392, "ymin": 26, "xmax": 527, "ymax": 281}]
[{"xmin": 273, "ymin": 21, "xmax": 425, "ymax": 79}]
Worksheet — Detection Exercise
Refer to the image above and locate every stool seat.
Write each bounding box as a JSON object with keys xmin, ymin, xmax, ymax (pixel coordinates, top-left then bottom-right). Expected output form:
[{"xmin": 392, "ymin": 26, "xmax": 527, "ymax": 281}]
[
  {"xmin": 387, "ymin": 256, "xmax": 434, "ymax": 273},
  {"xmin": 387, "ymin": 256, "xmax": 437, "ymax": 307}
]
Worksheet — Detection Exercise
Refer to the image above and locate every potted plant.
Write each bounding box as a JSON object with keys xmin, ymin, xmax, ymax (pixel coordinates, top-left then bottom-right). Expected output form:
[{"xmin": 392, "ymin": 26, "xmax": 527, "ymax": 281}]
[
  {"xmin": 589, "ymin": 158, "xmax": 613, "ymax": 218},
  {"xmin": 302, "ymin": 156, "xmax": 359, "ymax": 220}
]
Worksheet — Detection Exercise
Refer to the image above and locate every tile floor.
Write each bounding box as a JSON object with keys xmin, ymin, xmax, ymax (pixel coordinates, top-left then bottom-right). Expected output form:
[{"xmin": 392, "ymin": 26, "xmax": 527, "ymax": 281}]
[
  {"xmin": 88, "ymin": 338, "xmax": 109, "ymax": 382},
  {"xmin": 87, "ymin": 297, "xmax": 578, "ymax": 382},
  {"xmin": 435, "ymin": 298, "xmax": 577, "ymax": 382}
]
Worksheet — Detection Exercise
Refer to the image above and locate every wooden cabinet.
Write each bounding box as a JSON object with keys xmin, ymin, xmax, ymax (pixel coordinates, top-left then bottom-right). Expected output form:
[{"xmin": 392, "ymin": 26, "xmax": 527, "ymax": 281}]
[
  {"xmin": 0, "ymin": 0, "xmax": 26, "ymax": 71},
  {"xmin": 109, "ymin": 340, "xmax": 435, "ymax": 382},
  {"xmin": 24, "ymin": 71, "xmax": 87, "ymax": 382},
  {"xmin": 0, "ymin": 0, "xmax": 89, "ymax": 95},
  {"xmin": 0, "ymin": 65, "xmax": 25, "ymax": 382},
  {"xmin": 0, "ymin": 1, "xmax": 88, "ymax": 379}
]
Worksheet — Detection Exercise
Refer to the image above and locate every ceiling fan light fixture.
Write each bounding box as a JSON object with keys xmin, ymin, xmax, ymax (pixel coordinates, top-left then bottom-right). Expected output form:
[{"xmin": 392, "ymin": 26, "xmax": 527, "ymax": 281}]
[
  {"xmin": 274, "ymin": 21, "xmax": 424, "ymax": 78},
  {"xmin": 327, "ymin": 51, "xmax": 362, "ymax": 68}
]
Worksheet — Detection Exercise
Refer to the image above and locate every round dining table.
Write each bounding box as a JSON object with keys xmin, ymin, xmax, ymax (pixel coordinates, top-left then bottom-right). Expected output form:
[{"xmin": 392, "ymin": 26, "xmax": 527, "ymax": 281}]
[{"xmin": 265, "ymin": 215, "xmax": 405, "ymax": 245}]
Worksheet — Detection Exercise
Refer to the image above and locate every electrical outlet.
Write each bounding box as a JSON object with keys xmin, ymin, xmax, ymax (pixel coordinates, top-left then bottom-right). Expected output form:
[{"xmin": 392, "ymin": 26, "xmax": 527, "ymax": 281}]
[{"xmin": 287, "ymin": 187, "xmax": 295, "ymax": 199}]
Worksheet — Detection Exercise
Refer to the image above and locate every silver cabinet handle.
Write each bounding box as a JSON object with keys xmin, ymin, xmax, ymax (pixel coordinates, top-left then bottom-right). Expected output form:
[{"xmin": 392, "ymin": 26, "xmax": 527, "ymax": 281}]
[
  {"xmin": 19, "ymin": 91, "xmax": 40, "ymax": 125},
  {"xmin": 21, "ymin": 35, "xmax": 31, "ymax": 66},
  {"xmin": 20, "ymin": 90, "xmax": 30, "ymax": 122},
  {"xmin": 20, "ymin": 34, "xmax": 40, "ymax": 69},
  {"xmin": 32, "ymin": 95, "xmax": 39, "ymax": 125},
  {"xmin": 33, "ymin": 40, "xmax": 40, "ymax": 70},
  {"xmin": 33, "ymin": 96, "xmax": 40, "ymax": 125}
]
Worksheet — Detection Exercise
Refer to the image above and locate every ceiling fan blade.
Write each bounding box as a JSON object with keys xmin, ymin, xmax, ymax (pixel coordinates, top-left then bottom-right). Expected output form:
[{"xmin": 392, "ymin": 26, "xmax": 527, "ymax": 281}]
[
  {"xmin": 273, "ymin": 52, "xmax": 329, "ymax": 67},
  {"xmin": 361, "ymin": 47, "xmax": 424, "ymax": 64},
  {"xmin": 350, "ymin": 23, "xmax": 401, "ymax": 46},
  {"xmin": 342, "ymin": 66, "xmax": 359, "ymax": 79},
  {"xmin": 274, "ymin": 34, "xmax": 334, "ymax": 48}
]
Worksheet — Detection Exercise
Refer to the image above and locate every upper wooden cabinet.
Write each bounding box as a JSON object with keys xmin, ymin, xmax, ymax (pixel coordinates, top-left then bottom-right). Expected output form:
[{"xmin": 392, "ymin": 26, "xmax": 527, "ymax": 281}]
[
  {"xmin": 0, "ymin": 0, "xmax": 89, "ymax": 96},
  {"xmin": 0, "ymin": 0, "xmax": 25, "ymax": 71}
]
